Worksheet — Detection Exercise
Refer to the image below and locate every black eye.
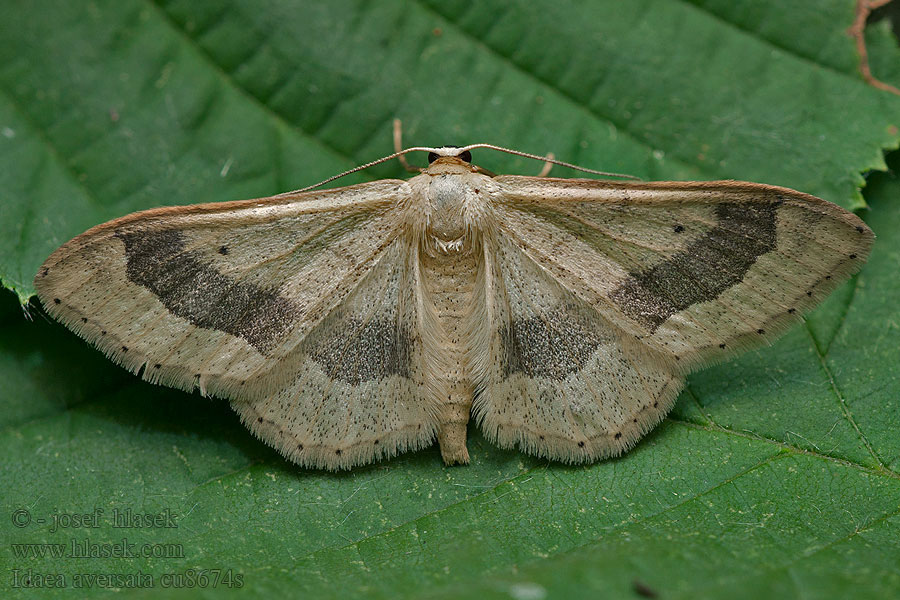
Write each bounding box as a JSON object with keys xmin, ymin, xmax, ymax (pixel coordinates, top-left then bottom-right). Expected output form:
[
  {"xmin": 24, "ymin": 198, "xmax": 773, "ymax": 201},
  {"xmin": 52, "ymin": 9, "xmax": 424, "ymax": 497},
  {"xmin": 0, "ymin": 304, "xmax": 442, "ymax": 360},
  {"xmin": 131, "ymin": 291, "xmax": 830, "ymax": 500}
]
[
  {"xmin": 458, "ymin": 150, "xmax": 472, "ymax": 163},
  {"xmin": 427, "ymin": 152, "xmax": 439, "ymax": 164}
]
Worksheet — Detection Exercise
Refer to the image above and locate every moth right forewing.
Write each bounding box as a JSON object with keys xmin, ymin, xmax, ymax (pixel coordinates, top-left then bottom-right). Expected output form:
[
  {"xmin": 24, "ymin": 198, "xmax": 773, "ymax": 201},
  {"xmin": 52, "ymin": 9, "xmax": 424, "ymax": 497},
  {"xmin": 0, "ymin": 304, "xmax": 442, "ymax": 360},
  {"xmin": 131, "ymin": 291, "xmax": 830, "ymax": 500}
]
[{"xmin": 493, "ymin": 177, "xmax": 873, "ymax": 370}]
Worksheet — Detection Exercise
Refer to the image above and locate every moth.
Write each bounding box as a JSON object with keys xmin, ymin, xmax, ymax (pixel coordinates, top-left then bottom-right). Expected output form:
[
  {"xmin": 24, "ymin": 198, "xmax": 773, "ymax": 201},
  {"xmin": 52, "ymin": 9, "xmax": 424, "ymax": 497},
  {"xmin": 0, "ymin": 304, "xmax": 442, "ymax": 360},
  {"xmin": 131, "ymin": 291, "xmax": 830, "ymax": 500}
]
[{"xmin": 34, "ymin": 135, "xmax": 874, "ymax": 470}]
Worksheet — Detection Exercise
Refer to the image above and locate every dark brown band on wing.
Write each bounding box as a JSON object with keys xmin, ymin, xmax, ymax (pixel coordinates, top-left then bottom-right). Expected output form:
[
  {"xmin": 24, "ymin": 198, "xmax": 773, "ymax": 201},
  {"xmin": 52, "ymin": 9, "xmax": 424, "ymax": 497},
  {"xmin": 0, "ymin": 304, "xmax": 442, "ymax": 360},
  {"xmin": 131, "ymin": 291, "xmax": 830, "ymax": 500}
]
[
  {"xmin": 609, "ymin": 202, "xmax": 777, "ymax": 331},
  {"xmin": 116, "ymin": 229, "xmax": 297, "ymax": 355}
]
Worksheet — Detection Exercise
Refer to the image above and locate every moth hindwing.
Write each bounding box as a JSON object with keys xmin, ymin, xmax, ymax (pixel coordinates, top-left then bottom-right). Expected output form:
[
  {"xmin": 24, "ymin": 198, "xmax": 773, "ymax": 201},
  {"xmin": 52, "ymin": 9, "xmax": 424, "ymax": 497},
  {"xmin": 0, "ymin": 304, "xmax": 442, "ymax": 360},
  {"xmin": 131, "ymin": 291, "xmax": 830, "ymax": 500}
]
[{"xmin": 35, "ymin": 149, "xmax": 874, "ymax": 470}]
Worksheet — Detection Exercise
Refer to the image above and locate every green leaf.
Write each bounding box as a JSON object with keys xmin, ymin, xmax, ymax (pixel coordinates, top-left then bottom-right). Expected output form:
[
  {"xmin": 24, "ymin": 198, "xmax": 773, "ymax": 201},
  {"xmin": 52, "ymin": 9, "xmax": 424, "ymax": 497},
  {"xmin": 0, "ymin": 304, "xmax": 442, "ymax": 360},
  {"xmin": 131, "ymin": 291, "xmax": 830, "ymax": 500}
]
[{"xmin": 1, "ymin": 1, "xmax": 899, "ymax": 598}]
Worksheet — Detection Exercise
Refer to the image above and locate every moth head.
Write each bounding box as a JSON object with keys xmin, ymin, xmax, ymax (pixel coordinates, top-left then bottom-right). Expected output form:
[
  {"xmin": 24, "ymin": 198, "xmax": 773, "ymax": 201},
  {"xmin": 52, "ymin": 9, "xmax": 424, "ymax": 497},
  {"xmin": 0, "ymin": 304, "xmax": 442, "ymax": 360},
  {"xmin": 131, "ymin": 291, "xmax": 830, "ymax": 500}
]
[{"xmin": 427, "ymin": 147, "xmax": 472, "ymax": 164}]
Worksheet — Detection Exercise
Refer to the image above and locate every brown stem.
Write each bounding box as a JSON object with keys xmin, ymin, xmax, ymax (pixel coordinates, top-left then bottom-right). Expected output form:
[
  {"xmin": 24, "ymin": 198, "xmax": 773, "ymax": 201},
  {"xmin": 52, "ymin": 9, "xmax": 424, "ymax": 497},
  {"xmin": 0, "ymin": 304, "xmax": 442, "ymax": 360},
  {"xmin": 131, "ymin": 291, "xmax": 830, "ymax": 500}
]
[{"xmin": 849, "ymin": 0, "xmax": 900, "ymax": 96}]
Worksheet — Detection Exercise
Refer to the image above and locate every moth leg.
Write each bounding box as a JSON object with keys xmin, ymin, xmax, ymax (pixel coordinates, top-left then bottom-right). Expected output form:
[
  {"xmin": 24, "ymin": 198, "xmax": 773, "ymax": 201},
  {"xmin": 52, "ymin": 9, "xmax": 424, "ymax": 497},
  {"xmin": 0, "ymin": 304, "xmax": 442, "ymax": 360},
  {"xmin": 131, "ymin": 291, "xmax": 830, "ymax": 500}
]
[
  {"xmin": 392, "ymin": 119, "xmax": 422, "ymax": 173},
  {"xmin": 535, "ymin": 152, "xmax": 554, "ymax": 177}
]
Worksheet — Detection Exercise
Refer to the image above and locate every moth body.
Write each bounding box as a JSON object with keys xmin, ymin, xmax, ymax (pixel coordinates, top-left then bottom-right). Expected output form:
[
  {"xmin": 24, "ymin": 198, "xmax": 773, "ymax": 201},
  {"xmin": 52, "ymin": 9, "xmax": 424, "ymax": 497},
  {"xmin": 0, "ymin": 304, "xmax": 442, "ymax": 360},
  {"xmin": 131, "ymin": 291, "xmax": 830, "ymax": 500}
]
[
  {"xmin": 34, "ymin": 148, "xmax": 874, "ymax": 470},
  {"xmin": 409, "ymin": 157, "xmax": 494, "ymax": 463}
]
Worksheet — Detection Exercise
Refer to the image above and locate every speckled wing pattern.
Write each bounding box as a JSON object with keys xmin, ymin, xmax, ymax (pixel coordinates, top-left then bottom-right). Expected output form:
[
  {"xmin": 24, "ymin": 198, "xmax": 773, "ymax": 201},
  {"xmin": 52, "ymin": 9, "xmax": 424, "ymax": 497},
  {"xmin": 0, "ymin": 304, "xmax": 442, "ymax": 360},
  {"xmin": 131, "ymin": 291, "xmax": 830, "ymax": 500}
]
[
  {"xmin": 34, "ymin": 180, "xmax": 442, "ymax": 469},
  {"xmin": 473, "ymin": 176, "xmax": 873, "ymax": 463}
]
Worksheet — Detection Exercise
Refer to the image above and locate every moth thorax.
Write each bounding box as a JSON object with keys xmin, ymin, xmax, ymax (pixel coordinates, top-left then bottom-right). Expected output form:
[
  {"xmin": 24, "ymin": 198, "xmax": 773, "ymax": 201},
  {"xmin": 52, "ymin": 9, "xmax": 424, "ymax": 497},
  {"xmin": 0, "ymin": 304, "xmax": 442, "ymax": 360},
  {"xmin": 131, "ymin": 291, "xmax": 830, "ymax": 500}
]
[{"xmin": 425, "ymin": 176, "xmax": 475, "ymax": 255}]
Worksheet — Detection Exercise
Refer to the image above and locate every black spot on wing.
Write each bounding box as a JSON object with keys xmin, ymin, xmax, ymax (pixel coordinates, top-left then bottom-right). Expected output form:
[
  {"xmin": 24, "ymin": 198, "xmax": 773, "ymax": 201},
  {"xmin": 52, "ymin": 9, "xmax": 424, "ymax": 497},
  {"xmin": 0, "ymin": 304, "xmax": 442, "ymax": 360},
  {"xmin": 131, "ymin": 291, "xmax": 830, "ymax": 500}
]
[
  {"xmin": 609, "ymin": 202, "xmax": 777, "ymax": 331},
  {"xmin": 115, "ymin": 229, "xmax": 297, "ymax": 355}
]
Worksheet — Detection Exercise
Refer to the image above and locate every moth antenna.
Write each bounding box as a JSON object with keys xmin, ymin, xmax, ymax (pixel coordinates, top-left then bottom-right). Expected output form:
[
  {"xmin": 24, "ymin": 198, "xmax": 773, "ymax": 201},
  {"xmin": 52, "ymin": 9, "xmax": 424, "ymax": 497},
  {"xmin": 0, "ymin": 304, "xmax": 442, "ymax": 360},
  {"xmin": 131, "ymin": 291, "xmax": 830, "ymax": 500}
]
[
  {"xmin": 457, "ymin": 143, "xmax": 642, "ymax": 180},
  {"xmin": 393, "ymin": 119, "xmax": 422, "ymax": 173},
  {"xmin": 274, "ymin": 147, "xmax": 429, "ymax": 195}
]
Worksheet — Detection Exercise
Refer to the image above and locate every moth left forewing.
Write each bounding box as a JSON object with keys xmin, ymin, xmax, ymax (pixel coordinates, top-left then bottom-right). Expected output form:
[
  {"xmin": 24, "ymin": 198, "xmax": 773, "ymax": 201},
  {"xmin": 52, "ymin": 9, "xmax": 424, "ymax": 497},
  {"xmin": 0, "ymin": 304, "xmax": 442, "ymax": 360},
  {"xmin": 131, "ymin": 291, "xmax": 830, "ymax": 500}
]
[
  {"xmin": 35, "ymin": 180, "xmax": 408, "ymax": 399},
  {"xmin": 493, "ymin": 176, "xmax": 873, "ymax": 370}
]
